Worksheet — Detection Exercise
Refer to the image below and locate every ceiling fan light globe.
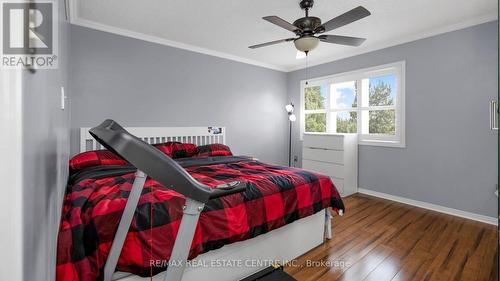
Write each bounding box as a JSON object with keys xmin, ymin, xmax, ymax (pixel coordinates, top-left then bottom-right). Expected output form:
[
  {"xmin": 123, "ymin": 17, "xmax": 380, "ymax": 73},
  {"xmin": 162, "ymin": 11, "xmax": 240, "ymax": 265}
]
[
  {"xmin": 285, "ymin": 104, "xmax": 294, "ymax": 112},
  {"xmin": 294, "ymin": 36, "xmax": 319, "ymax": 52}
]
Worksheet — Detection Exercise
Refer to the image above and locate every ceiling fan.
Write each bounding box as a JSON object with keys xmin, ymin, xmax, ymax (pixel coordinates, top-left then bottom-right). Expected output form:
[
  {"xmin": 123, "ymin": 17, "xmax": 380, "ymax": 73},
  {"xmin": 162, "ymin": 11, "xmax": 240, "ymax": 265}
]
[{"xmin": 249, "ymin": 0, "xmax": 371, "ymax": 54}]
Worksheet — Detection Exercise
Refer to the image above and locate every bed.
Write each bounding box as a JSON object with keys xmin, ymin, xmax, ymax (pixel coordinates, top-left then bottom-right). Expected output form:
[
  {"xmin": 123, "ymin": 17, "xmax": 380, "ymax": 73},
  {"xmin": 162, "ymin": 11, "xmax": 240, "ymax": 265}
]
[{"xmin": 56, "ymin": 122, "xmax": 344, "ymax": 281}]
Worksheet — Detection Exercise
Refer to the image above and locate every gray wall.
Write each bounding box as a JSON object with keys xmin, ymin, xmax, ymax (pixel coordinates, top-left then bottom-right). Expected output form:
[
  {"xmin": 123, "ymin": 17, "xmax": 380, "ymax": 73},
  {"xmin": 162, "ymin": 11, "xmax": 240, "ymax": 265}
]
[
  {"xmin": 287, "ymin": 21, "xmax": 498, "ymax": 218},
  {"xmin": 21, "ymin": 3, "xmax": 71, "ymax": 281},
  {"xmin": 69, "ymin": 25, "xmax": 288, "ymax": 165}
]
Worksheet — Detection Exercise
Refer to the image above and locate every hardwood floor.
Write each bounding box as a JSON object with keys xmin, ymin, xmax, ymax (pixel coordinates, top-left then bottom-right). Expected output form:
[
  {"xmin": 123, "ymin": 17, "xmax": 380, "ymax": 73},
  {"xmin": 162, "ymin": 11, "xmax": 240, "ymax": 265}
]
[{"xmin": 284, "ymin": 194, "xmax": 498, "ymax": 281}]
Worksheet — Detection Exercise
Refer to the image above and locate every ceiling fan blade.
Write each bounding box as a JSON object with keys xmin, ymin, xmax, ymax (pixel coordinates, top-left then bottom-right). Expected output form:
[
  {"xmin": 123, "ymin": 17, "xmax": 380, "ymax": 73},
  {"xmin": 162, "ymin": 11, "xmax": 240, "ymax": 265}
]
[
  {"xmin": 263, "ymin": 16, "xmax": 300, "ymax": 33},
  {"xmin": 319, "ymin": 35, "xmax": 366, "ymax": 46},
  {"xmin": 321, "ymin": 6, "xmax": 371, "ymax": 33},
  {"xmin": 249, "ymin": 38, "xmax": 295, "ymax": 49}
]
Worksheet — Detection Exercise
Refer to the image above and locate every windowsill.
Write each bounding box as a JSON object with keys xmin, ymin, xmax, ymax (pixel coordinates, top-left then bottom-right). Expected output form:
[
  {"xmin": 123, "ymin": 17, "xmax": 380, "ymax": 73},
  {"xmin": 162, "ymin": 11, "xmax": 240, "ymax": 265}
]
[
  {"xmin": 358, "ymin": 140, "xmax": 406, "ymax": 148},
  {"xmin": 300, "ymin": 132, "xmax": 405, "ymax": 148},
  {"xmin": 299, "ymin": 132, "xmax": 358, "ymax": 141},
  {"xmin": 303, "ymin": 132, "xmax": 357, "ymax": 136}
]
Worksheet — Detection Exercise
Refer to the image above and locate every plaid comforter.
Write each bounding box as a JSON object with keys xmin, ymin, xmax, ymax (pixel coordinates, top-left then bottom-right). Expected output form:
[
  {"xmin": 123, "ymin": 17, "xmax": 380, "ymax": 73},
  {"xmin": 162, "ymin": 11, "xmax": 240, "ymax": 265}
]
[{"xmin": 56, "ymin": 157, "xmax": 344, "ymax": 281}]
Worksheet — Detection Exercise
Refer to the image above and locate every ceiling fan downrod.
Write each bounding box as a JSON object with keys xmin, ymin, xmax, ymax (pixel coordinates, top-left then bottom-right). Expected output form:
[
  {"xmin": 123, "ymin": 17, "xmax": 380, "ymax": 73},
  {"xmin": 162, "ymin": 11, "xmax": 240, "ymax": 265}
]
[{"xmin": 299, "ymin": 0, "xmax": 314, "ymax": 17}]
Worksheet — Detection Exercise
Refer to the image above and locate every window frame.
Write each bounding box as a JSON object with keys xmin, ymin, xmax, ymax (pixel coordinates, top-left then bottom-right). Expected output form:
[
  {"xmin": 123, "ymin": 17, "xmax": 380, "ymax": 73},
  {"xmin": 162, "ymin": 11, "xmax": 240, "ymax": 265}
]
[
  {"xmin": 300, "ymin": 61, "xmax": 406, "ymax": 148},
  {"xmin": 302, "ymin": 82, "xmax": 329, "ymax": 133}
]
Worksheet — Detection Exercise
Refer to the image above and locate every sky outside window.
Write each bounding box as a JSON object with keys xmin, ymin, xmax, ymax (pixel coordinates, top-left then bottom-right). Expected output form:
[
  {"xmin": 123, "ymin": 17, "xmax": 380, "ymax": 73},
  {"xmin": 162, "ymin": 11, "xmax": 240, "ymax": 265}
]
[{"xmin": 331, "ymin": 81, "xmax": 356, "ymax": 109}]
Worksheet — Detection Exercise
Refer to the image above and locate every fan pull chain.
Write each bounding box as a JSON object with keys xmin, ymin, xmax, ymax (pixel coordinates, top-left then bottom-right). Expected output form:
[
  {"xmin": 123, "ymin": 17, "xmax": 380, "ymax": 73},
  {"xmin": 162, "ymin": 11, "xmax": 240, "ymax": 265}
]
[{"xmin": 305, "ymin": 51, "xmax": 309, "ymax": 85}]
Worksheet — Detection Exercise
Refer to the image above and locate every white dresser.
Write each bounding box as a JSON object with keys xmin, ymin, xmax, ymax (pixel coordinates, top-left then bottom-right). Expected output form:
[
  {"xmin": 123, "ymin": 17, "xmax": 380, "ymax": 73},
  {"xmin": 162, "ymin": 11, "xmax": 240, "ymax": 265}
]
[{"xmin": 302, "ymin": 133, "xmax": 358, "ymax": 196}]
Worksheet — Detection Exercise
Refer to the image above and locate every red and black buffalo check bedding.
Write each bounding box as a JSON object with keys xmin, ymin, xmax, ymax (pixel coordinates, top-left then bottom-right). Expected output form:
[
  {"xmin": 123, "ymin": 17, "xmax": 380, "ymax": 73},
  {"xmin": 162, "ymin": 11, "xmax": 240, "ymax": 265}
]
[
  {"xmin": 196, "ymin": 143, "xmax": 233, "ymax": 157},
  {"xmin": 57, "ymin": 157, "xmax": 344, "ymax": 281}
]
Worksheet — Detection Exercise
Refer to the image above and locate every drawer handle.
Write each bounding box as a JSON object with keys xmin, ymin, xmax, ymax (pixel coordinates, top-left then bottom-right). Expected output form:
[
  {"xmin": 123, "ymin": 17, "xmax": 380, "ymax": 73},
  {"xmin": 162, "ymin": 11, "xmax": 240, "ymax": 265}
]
[
  {"xmin": 490, "ymin": 100, "xmax": 498, "ymax": 130},
  {"xmin": 307, "ymin": 147, "xmax": 329, "ymax": 150}
]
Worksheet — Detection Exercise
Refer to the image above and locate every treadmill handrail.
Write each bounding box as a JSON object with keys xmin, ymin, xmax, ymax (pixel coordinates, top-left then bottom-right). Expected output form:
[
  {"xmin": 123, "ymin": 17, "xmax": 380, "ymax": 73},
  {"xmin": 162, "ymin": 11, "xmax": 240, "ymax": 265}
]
[{"xmin": 89, "ymin": 120, "xmax": 245, "ymax": 203}]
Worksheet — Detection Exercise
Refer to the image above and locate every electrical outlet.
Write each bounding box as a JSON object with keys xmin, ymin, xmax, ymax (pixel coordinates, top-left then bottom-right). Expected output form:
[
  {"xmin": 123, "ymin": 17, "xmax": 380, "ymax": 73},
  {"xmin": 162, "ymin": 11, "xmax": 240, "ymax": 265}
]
[{"xmin": 293, "ymin": 155, "xmax": 298, "ymax": 162}]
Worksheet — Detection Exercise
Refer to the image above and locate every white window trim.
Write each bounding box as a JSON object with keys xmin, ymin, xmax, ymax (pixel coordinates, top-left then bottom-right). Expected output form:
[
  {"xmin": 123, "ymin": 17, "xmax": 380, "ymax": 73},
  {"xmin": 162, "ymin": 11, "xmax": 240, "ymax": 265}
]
[{"xmin": 300, "ymin": 61, "xmax": 406, "ymax": 148}]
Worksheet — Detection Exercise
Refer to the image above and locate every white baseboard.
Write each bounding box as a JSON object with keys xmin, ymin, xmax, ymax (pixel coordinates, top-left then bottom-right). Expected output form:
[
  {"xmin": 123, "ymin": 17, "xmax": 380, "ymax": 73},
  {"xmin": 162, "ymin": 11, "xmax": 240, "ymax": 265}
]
[{"xmin": 358, "ymin": 188, "xmax": 498, "ymax": 226}]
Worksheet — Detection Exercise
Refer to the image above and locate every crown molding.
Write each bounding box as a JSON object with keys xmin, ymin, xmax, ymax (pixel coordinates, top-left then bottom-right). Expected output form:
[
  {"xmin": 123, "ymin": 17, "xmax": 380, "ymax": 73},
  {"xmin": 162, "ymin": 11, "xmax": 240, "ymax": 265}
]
[
  {"xmin": 68, "ymin": 0, "xmax": 497, "ymax": 73},
  {"xmin": 70, "ymin": 18, "xmax": 289, "ymax": 72},
  {"xmin": 68, "ymin": 0, "xmax": 287, "ymax": 72}
]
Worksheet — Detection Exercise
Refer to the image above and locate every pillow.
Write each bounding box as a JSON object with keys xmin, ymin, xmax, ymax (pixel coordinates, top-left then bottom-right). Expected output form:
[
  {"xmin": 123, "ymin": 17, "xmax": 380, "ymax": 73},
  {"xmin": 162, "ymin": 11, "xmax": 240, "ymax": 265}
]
[
  {"xmin": 69, "ymin": 150, "xmax": 127, "ymax": 170},
  {"xmin": 154, "ymin": 142, "xmax": 198, "ymax": 159},
  {"xmin": 196, "ymin": 144, "xmax": 233, "ymax": 157},
  {"xmin": 69, "ymin": 142, "xmax": 198, "ymax": 170}
]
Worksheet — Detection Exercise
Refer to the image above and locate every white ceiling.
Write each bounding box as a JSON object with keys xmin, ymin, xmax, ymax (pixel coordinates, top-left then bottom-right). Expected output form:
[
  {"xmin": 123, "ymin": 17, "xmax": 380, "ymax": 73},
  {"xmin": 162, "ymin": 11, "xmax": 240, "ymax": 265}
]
[{"xmin": 71, "ymin": 0, "xmax": 497, "ymax": 72}]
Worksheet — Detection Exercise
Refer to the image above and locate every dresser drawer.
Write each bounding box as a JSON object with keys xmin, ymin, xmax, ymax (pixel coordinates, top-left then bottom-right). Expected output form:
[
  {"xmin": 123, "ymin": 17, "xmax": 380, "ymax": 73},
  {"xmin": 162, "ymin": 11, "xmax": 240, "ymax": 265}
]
[
  {"xmin": 303, "ymin": 134, "xmax": 344, "ymax": 150},
  {"xmin": 303, "ymin": 147, "xmax": 344, "ymax": 164},
  {"xmin": 302, "ymin": 159, "xmax": 344, "ymax": 179}
]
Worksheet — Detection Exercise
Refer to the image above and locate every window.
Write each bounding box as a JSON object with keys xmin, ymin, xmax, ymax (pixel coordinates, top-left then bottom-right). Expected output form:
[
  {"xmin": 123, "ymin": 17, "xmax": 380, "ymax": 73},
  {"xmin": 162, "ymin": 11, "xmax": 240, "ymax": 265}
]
[{"xmin": 301, "ymin": 61, "xmax": 405, "ymax": 147}]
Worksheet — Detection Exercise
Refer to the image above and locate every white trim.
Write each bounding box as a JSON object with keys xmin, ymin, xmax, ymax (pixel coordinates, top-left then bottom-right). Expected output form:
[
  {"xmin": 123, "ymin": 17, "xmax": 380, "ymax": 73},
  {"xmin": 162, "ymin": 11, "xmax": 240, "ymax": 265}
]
[
  {"xmin": 0, "ymin": 69, "xmax": 24, "ymax": 280},
  {"xmin": 287, "ymin": 13, "xmax": 498, "ymax": 72},
  {"xmin": 71, "ymin": 18, "xmax": 287, "ymax": 72},
  {"xmin": 358, "ymin": 139, "xmax": 406, "ymax": 148},
  {"xmin": 67, "ymin": 0, "xmax": 497, "ymax": 73},
  {"xmin": 358, "ymin": 188, "xmax": 498, "ymax": 226},
  {"xmin": 300, "ymin": 85, "xmax": 306, "ymax": 139},
  {"xmin": 301, "ymin": 61, "xmax": 405, "ymax": 85},
  {"xmin": 68, "ymin": 0, "xmax": 78, "ymax": 22}
]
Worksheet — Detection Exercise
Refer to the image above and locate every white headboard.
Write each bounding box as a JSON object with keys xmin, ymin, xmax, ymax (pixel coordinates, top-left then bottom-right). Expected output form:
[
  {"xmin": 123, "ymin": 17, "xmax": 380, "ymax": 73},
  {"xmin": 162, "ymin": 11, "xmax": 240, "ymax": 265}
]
[{"xmin": 80, "ymin": 126, "xmax": 226, "ymax": 152}]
